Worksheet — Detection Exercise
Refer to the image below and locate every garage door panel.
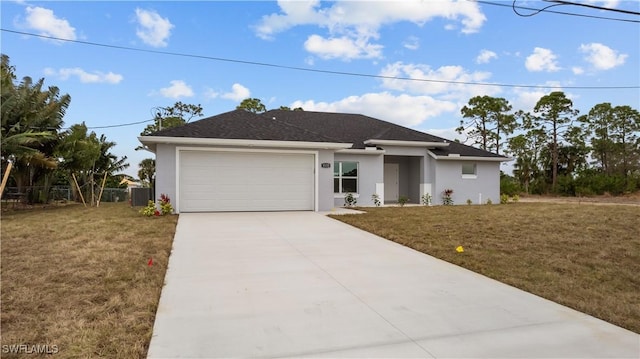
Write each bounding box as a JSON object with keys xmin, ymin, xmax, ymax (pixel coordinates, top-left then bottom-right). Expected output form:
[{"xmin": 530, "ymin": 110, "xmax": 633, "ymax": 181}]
[{"xmin": 179, "ymin": 151, "xmax": 314, "ymax": 212}]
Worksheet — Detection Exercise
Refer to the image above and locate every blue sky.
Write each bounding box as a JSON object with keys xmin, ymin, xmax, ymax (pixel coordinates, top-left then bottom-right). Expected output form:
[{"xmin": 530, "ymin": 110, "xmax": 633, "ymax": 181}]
[{"xmin": 1, "ymin": 0, "xmax": 639, "ymax": 177}]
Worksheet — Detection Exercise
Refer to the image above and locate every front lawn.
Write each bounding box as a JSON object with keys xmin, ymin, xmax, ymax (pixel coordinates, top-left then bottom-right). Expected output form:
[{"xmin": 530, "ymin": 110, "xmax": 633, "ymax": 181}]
[
  {"xmin": 331, "ymin": 203, "xmax": 640, "ymax": 334},
  {"xmin": 1, "ymin": 203, "xmax": 177, "ymax": 358}
]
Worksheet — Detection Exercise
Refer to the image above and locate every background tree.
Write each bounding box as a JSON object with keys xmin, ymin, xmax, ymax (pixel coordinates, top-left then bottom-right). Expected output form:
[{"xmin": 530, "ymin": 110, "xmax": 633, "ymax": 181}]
[
  {"xmin": 138, "ymin": 158, "xmax": 156, "ymax": 188},
  {"xmin": 532, "ymin": 91, "xmax": 578, "ymax": 190},
  {"xmin": 457, "ymin": 95, "xmax": 516, "ymax": 155},
  {"xmin": 610, "ymin": 105, "xmax": 640, "ymax": 179},
  {"xmin": 579, "ymin": 103, "xmax": 615, "ymax": 174},
  {"xmin": 237, "ymin": 98, "xmax": 266, "ymax": 114},
  {"xmin": 1, "ymin": 54, "xmax": 70, "ymax": 201},
  {"xmin": 139, "ymin": 101, "xmax": 203, "ymax": 136}
]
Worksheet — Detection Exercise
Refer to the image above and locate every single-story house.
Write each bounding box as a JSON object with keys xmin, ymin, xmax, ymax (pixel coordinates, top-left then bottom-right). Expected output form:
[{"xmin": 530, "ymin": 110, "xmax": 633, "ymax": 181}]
[{"xmin": 138, "ymin": 109, "xmax": 509, "ymax": 213}]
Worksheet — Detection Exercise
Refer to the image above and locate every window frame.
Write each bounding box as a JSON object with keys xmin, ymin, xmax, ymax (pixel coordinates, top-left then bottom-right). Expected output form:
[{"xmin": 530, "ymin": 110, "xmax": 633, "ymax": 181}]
[
  {"xmin": 461, "ymin": 163, "xmax": 477, "ymax": 179},
  {"xmin": 334, "ymin": 161, "xmax": 359, "ymax": 194}
]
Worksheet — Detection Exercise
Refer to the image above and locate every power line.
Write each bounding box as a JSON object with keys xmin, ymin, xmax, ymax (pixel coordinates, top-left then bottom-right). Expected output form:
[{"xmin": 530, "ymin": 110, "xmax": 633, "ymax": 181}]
[
  {"xmin": 544, "ymin": 0, "xmax": 640, "ymax": 16},
  {"xmin": 473, "ymin": 0, "xmax": 640, "ymax": 23},
  {"xmin": 2, "ymin": 28, "xmax": 638, "ymax": 90},
  {"xmin": 60, "ymin": 118, "xmax": 153, "ymax": 130}
]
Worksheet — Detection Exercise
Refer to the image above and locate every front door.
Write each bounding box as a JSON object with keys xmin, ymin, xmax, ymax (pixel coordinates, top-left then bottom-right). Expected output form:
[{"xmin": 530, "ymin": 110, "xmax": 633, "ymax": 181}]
[{"xmin": 384, "ymin": 163, "xmax": 399, "ymax": 202}]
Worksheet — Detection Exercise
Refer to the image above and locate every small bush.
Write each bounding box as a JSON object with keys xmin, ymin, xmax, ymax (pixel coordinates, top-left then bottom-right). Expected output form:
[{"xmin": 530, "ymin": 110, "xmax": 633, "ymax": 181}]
[
  {"xmin": 466, "ymin": 199, "xmax": 472, "ymax": 205},
  {"xmin": 421, "ymin": 193, "xmax": 432, "ymax": 206},
  {"xmin": 140, "ymin": 200, "xmax": 156, "ymax": 217},
  {"xmin": 486, "ymin": 198, "xmax": 493, "ymax": 205},
  {"xmin": 159, "ymin": 194, "xmax": 173, "ymax": 215},
  {"xmin": 500, "ymin": 194, "xmax": 509, "ymax": 204},
  {"xmin": 442, "ymin": 189, "xmax": 454, "ymax": 205},
  {"xmin": 344, "ymin": 193, "xmax": 357, "ymax": 207},
  {"xmin": 372, "ymin": 193, "xmax": 381, "ymax": 207},
  {"xmin": 511, "ymin": 194, "xmax": 520, "ymax": 203},
  {"xmin": 398, "ymin": 196, "xmax": 409, "ymax": 207}
]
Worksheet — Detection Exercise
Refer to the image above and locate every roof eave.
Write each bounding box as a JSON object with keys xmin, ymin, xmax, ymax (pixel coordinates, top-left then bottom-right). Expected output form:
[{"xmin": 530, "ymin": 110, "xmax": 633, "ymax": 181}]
[
  {"xmin": 426, "ymin": 150, "xmax": 512, "ymax": 162},
  {"xmin": 364, "ymin": 139, "xmax": 449, "ymax": 148},
  {"xmin": 138, "ymin": 136, "xmax": 353, "ymax": 150}
]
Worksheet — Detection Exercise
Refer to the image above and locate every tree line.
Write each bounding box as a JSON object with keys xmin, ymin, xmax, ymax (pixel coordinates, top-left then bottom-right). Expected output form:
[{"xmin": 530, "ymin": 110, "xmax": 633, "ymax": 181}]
[
  {"xmin": 1, "ymin": 54, "xmax": 129, "ymax": 204},
  {"xmin": 457, "ymin": 93, "xmax": 640, "ymax": 196}
]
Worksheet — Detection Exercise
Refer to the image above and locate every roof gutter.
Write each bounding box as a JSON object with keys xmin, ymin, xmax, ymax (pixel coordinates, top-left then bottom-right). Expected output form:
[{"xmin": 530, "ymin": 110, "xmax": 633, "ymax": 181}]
[
  {"xmin": 138, "ymin": 136, "xmax": 353, "ymax": 152},
  {"xmin": 363, "ymin": 139, "xmax": 449, "ymax": 148},
  {"xmin": 426, "ymin": 150, "xmax": 512, "ymax": 162}
]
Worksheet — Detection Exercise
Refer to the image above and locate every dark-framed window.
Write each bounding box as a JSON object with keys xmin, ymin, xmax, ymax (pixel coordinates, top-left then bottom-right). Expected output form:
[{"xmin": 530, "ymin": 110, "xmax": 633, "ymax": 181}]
[{"xmin": 334, "ymin": 161, "xmax": 358, "ymax": 193}]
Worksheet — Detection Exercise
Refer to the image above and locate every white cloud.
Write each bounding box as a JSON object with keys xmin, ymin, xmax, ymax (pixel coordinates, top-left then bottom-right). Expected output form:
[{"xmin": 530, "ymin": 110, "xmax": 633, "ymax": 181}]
[
  {"xmin": 291, "ymin": 92, "xmax": 457, "ymax": 128},
  {"xmin": 579, "ymin": 43, "xmax": 627, "ymax": 70},
  {"xmin": 476, "ymin": 49, "xmax": 497, "ymax": 64},
  {"xmin": 24, "ymin": 6, "xmax": 76, "ymax": 41},
  {"xmin": 255, "ymin": 0, "xmax": 485, "ymax": 60},
  {"xmin": 222, "ymin": 83, "xmax": 250, "ymax": 101},
  {"xmin": 159, "ymin": 80, "xmax": 193, "ymax": 99},
  {"xmin": 304, "ymin": 34, "xmax": 382, "ymax": 60},
  {"xmin": 510, "ymin": 82, "xmax": 574, "ymax": 114},
  {"xmin": 525, "ymin": 47, "xmax": 560, "ymax": 72},
  {"xmin": 135, "ymin": 8, "xmax": 174, "ymax": 47},
  {"xmin": 403, "ymin": 36, "xmax": 419, "ymax": 50},
  {"xmin": 378, "ymin": 61, "xmax": 500, "ymax": 101},
  {"xmin": 572, "ymin": 67, "xmax": 585, "ymax": 75},
  {"xmin": 43, "ymin": 67, "xmax": 123, "ymax": 84}
]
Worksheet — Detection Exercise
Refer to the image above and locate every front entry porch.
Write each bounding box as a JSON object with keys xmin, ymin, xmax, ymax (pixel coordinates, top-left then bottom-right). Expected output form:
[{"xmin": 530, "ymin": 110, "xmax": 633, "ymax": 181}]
[{"xmin": 383, "ymin": 155, "xmax": 425, "ymax": 204}]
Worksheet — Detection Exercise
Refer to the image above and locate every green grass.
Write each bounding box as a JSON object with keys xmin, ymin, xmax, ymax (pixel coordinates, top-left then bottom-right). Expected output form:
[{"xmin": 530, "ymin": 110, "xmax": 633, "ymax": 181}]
[
  {"xmin": 330, "ymin": 203, "xmax": 640, "ymax": 334},
  {"xmin": 1, "ymin": 202, "xmax": 178, "ymax": 358}
]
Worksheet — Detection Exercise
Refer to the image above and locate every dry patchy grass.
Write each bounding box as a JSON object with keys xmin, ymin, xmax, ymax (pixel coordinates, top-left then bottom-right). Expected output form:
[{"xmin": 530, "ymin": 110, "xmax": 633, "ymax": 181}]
[
  {"xmin": 1, "ymin": 203, "xmax": 177, "ymax": 358},
  {"xmin": 331, "ymin": 203, "xmax": 640, "ymax": 333}
]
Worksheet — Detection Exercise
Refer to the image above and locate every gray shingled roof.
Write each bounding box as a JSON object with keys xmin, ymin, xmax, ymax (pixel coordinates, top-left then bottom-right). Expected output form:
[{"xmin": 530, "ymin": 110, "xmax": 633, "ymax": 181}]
[{"xmin": 148, "ymin": 109, "xmax": 506, "ymax": 158}]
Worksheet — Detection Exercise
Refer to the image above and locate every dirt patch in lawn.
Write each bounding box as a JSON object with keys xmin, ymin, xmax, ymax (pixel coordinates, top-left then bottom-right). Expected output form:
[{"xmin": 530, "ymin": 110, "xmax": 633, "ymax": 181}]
[
  {"xmin": 330, "ymin": 203, "xmax": 640, "ymax": 334},
  {"xmin": 1, "ymin": 202, "xmax": 178, "ymax": 358}
]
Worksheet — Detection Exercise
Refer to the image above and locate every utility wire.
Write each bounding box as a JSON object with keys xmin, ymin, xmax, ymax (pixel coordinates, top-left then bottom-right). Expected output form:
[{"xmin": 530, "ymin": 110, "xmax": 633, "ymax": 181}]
[
  {"xmin": 473, "ymin": 0, "xmax": 640, "ymax": 23},
  {"xmin": 2, "ymin": 28, "xmax": 638, "ymax": 90},
  {"xmin": 544, "ymin": 0, "xmax": 640, "ymax": 16},
  {"xmin": 60, "ymin": 119, "xmax": 153, "ymax": 130}
]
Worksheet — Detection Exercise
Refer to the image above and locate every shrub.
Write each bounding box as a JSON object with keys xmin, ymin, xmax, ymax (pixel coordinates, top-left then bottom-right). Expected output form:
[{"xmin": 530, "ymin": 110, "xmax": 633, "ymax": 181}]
[
  {"xmin": 486, "ymin": 198, "xmax": 493, "ymax": 205},
  {"xmin": 512, "ymin": 194, "xmax": 520, "ymax": 203},
  {"xmin": 398, "ymin": 196, "xmax": 409, "ymax": 207},
  {"xmin": 442, "ymin": 189, "xmax": 454, "ymax": 205},
  {"xmin": 159, "ymin": 194, "xmax": 173, "ymax": 215},
  {"xmin": 466, "ymin": 199, "xmax": 472, "ymax": 205},
  {"xmin": 421, "ymin": 193, "xmax": 432, "ymax": 206},
  {"xmin": 500, "ymin": 194, "xmax": 509, "ymax": 204},
  {"xmin": 140, "ymin": 200, "xmax": 156, "ymax": 217},
  {"xmin": 371, "ymin": 193, "xmax": 381, "ymax": 207},
  {"xmin": 344, "ymin": 193, "xmax": 357, "ymax": 207}
]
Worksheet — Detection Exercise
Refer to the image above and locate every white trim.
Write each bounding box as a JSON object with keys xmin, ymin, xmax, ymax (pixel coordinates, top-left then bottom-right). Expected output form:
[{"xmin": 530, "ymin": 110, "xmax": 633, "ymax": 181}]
[
  {"xmin": 364, "ymin": 139, "xmax": 449, "ymax": 148},
  {"xmin": 333, "ymin": 193, "xmax": 360, "ymax": 198},
  {"xmin": 427, "ymin": 150, "xmax": 511, "ymax": 162},
  {"xmin": 140, "ymin": 136, "xmax": 352, "ymax": 151},
  {"xmin": 336, "ymin": 148, "xmax": 386, "ymax": 155},
  {"xmin": 462, "ymin": 174, "xmax": 478, "ymax": 179},
  {"xmin": 375, "ymin": 183, "xmax": 384, "ymax": 205},
  {"xmin": 175, "ymin": 146, "xmax": 319, "ymax": 213}
]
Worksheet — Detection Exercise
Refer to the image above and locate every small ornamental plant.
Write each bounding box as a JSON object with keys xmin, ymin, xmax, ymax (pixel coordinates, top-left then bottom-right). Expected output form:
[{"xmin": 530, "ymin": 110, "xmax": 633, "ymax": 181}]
[
  {"xmin": 140, "ymin": 194, "xmax": 174, "ymax": 217},
  {"xmin": 442, "ymin": 189, "xmax": 454, "ymax": 205},
  {"xmin": 372, "ymin": 193, "xmax": 381, "ymax": 207},
  {"xmin": 398, "ymin": 196, "xmax": 409, "ymax": 207},
  {"xmin": 344, "ymin": 193, "xmax": 357, "ymax": 207},
  {"xmin": 159, "ymin": 194, "xmax": 174, "ymax": 215},
  {"xmin": 421, "ymin": 193, "xmax": 432, "ymax": 206}
]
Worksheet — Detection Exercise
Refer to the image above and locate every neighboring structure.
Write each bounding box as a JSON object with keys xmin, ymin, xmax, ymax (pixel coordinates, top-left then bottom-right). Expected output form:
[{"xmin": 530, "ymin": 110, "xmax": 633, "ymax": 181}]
[{"xmin": 138, "ymin": 109, "xmax": 509, "ymax": 213}]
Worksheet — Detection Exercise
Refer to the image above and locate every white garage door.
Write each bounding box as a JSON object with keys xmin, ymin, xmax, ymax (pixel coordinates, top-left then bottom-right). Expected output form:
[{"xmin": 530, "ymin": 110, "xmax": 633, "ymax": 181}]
[{"xmin": 179, "ymin": 150, "xmax": 315, "ymax": 212}]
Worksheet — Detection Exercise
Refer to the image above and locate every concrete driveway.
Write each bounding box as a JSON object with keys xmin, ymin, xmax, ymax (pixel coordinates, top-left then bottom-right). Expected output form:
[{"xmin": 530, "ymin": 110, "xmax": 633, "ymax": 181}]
[{"xmin": 147, "ymin": 212, "xmax": 639, "ymax": 358}]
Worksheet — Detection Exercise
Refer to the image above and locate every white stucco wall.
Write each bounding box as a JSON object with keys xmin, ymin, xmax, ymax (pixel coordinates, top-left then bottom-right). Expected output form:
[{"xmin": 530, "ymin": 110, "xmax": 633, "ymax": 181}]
[
  {"xmin": 433, "ymin": 160, "xmax": 500, "ymax": 205},
  {"xmin": 333, "ymin": 152, "xmax": 384, "ymax": 207}
]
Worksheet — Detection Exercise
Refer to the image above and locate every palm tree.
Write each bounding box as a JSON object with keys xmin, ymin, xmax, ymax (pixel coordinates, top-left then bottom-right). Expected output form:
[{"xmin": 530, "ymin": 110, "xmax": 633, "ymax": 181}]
[{"xmin": 1, "ymin": 54, "xmax": 70, "ymax": 201}]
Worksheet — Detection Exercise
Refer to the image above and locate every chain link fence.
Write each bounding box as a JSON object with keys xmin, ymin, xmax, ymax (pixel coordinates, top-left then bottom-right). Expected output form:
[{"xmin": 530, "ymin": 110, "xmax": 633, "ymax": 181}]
[{"xmin": 1, "ymin": 186, "xmax": 129, "ymax": 204}]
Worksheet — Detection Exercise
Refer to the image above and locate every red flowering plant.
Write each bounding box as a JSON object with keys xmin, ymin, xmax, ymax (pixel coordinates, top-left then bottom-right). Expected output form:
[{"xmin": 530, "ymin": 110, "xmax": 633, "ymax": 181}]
[
  {"xmin": 159, "ymin": 194, "xmax": 173, "ymax": 215},
  {"xmin": 442, "ymin": 188, "xmax": 454, "ymax": 205},
  {"xmin": 139, "ymin": 194, "xmax": 174, "ymax": 216}
]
